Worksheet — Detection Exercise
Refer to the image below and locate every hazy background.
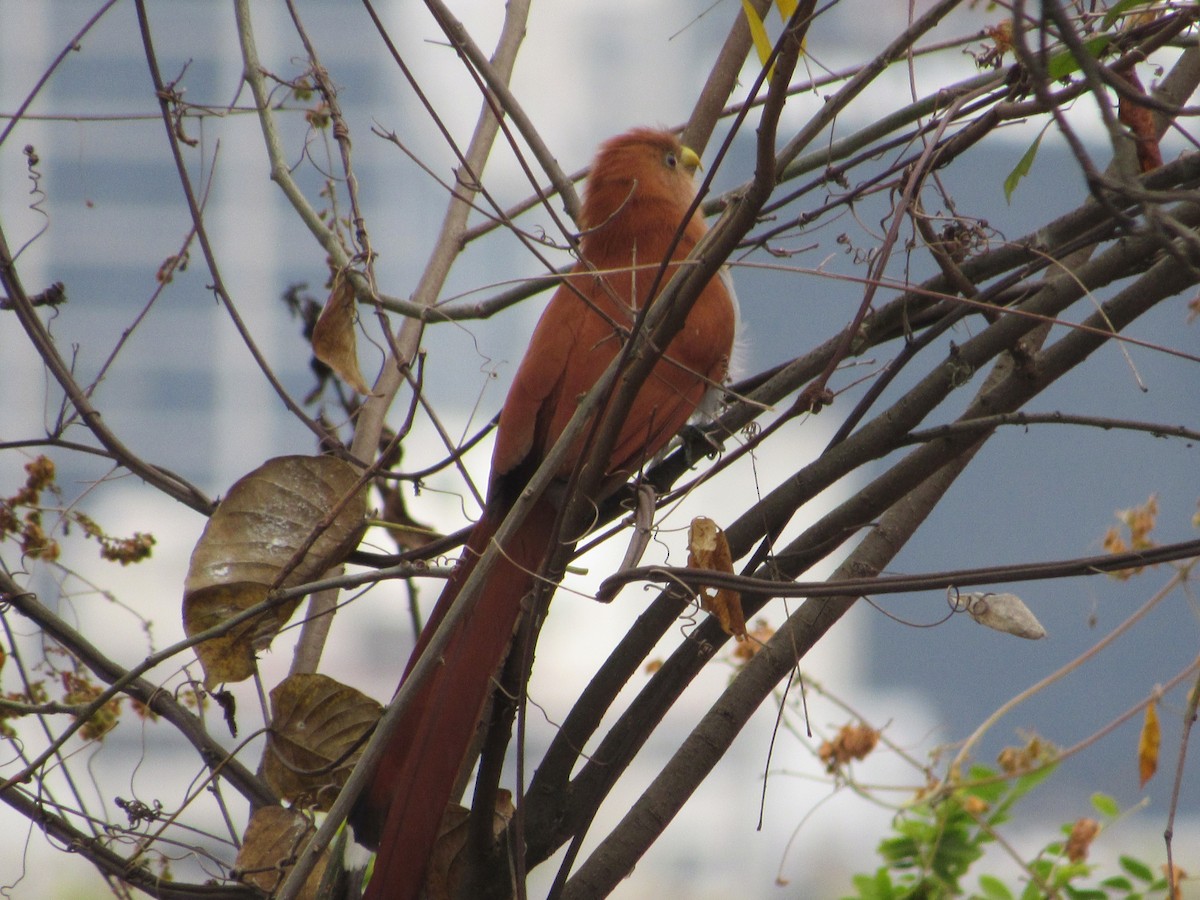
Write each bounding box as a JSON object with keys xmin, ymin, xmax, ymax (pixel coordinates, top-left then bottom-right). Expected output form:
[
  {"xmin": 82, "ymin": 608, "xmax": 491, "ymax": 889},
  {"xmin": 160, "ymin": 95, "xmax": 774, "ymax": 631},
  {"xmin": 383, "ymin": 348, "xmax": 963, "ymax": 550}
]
[{"xmin": 2, "ymin": 1, "xmax": 1197, "ymax": 897}]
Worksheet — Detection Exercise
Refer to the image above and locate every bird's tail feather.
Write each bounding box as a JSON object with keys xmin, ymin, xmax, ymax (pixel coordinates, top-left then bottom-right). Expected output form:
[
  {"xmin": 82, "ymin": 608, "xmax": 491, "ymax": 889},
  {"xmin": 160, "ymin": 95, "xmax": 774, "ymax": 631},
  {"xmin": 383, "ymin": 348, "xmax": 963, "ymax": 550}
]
[{"xmin": 353, "ymin": 499, "xmax": 559, "ymax": 900}]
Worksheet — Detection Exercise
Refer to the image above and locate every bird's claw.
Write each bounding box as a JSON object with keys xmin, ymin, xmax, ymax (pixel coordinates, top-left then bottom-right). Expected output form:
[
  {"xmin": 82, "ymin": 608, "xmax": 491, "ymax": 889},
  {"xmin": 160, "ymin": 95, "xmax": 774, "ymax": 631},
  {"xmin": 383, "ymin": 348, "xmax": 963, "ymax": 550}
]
[
  {"xmin": 796, "ymin": 384, "xmax": 834, "ymax": 414},
  {"xmin": 679, "ymin": 424, "xmax": 725, "ymax": 466}
]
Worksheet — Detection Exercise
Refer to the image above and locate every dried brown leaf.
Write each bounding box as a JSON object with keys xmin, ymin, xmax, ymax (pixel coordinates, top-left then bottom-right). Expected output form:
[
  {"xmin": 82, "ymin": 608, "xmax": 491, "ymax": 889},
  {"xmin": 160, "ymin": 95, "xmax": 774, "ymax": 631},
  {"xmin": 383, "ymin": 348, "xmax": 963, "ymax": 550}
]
[
  {"xmin": 182, "ymin": 455, "xmax": 367, "ymax": 687},
  {"xmin": 234, "ymin": 806, "xmax": 328, "ymax": 900},
  {"xmin": 688, "ymin": 516, "xmax": 745, "ymax": 638},
  {"xmin": 312, "ymin": 272, "xmax": 372, "ymax": 395},
  {"xmin": 997, "ymin": 733, "xmax": 1057, "ymax": 774},
  {"xmin": 732, "ymin": 618, "xmax": 775, "ymax": 665},
  {"xmin": 1065, "ymin": 817, "xmax": 1100, "ymax": 863},
  {"xmin": 818, "ymin": 722, "xmax": 880, "ymax": 772},
  {"xmin": 1162, "ymin": 863, "xmax": 1187, "ymax": 895},
  {"xmin": 1105, "ymin": 494, "xmax": 1160, "ymax": 579},
  {"xmin": 264, "ymin": 673, "xmax": 382, "ymax": 810},
  {"xmin": 423, "ymin": 791, "xmax": 515, "ymax": 900},
  {"xmin": 961, "ymin": 795, "xmax": 989, "ymax": 816}
]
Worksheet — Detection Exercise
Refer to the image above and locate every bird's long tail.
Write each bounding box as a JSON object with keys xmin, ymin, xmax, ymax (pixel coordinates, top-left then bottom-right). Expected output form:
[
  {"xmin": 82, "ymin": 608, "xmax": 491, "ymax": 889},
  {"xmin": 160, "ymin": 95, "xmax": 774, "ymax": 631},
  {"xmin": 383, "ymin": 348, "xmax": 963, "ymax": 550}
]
[{"xmin": 352, "ymin": 498, "xmax": 559, "ymax": 900}]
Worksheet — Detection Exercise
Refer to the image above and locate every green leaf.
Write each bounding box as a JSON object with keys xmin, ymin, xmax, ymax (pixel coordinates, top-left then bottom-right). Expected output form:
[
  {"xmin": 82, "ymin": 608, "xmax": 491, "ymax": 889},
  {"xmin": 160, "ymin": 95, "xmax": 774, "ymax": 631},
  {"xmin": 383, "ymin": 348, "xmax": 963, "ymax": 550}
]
[
  {"xmin": 1051, "ymin": 861, "xmax": 1093, "ymax": 888},
  {"xmin": 1099, "ymin": 876, "xmax": 1134, "ymax": 890},
  {"xmin": 965, "ymin": 763, "xmax": 999, "ymax": 782},
  {"xmin": 964, "ymin": 765, "xmax": 1010, "ymax": 808},
  {"xmin": 879, "ymin": 834, "xmax": 920, "ymax": 865},
  {"xmin": 1029, "ymin": 858, "xmax": 1056, "ymax": 880},
  {"xmin": 1120, "ymin": 855, "xmax": 1155, "ymax": 882},
  {"xmin": 848, "ymin": 868, "xmax": 896, "ymax": 900},
  {"xmin": 978, "ymin": 874, "xmax": 1015, "ymax": 900},
  {"xmin": 1009, "ymin": 762, "xmax": 1057, "ymax": 801},
  {"xmin": 990, "ymin": 763, "xmax": 1058, "ymax": 824},
  {"xmin": 1091, "ymin": 792, "xmax": 1121, "ymax": 818},
  {"xmin": 1003, "ymin": 126, "xmax": 1049, "ymax": 204},
  {"xmin": 1046, "ymin": 35, "xmax": 1113, "ymax": 81}
]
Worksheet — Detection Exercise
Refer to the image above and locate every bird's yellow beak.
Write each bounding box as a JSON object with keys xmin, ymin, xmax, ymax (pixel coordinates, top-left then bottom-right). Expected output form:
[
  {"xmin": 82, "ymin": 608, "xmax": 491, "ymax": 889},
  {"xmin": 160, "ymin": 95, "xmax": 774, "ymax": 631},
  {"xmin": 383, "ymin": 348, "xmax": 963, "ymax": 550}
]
[{"xmin": 680, "ymin": 146, "xmax": 702, "ymax": 175}]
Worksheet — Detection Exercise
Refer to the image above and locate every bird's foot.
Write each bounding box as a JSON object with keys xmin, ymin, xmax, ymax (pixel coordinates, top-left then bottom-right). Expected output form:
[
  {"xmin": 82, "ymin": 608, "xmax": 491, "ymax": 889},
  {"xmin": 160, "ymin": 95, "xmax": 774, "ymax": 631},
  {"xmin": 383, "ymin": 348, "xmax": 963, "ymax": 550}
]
[{"xmin": 678, "ymin": 424, "xmax": 725, "ymax": 466}]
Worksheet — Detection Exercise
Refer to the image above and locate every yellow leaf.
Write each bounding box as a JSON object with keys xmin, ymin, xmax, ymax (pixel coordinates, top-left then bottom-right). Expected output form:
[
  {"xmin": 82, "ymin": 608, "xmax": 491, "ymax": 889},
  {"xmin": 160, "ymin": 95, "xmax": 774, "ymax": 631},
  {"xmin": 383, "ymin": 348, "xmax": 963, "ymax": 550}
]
[
  {"xmin": 312, "ymin": 271, "xmax": 372, "ymax": 395},
  {"xmin": 688, "ymin": 516, "xmax": 746, "ymax": 638},
  {"xmin": 1138, "ymin": 700, "xmax": 1160, "ymax": 787},
  {"xmin": 776, "ymin": 0, "xmax": 797, "ymax": 18},
  {"xmin": 741, "ymin": 0, "xmax": 772, "ymax": 67}
]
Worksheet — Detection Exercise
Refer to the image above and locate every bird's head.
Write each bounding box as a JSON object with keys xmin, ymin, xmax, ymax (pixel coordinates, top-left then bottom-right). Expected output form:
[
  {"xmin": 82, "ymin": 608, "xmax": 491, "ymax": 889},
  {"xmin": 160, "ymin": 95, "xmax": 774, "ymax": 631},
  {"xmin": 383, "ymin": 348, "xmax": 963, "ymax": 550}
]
[{"xmin": 579, "ymin": 128, "xmax": 704, "ymax": 237}]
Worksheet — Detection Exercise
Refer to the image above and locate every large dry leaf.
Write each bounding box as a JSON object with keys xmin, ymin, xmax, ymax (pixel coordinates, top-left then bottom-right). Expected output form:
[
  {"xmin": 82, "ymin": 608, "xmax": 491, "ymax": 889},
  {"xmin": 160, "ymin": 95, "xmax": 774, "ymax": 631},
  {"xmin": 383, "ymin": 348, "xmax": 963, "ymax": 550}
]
[
  {"xmin": 423, "ymin": 791, "xmax": 515, "ymax": 900},
  {"xmin": 234, "ymin": 806, "xmax": 328, "ymax": 900},
  {"xmin": 312, "ymin": 272, "xmax": 372, "ymax": 395},
  {"xmin": 688, "ymin": 516, "xmax": 746, "ymax": 639},
  {"xmin": 183, "ymin": 455, "xmax": 367, "ymax": 686},
  {"xmin": 264, "ymin": 673, "xmax": 382, "ymax": 810}
]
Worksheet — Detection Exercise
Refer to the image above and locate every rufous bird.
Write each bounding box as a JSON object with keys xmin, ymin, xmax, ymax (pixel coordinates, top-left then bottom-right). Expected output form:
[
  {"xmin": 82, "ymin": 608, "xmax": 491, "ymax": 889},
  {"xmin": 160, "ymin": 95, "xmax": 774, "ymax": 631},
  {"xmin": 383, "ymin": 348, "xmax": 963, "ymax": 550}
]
[{"xmin": 350, "ymin": 127, "xmax": 738, "ymax": 898}]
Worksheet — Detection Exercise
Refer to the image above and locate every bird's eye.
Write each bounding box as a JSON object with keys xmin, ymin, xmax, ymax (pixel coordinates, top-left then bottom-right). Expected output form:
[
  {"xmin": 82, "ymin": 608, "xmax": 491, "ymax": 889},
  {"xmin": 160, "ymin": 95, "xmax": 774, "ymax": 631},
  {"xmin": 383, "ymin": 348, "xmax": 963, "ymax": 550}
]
[{"xmin": 664, "ymin": 151, "xmax": 678, "ymax": 168}]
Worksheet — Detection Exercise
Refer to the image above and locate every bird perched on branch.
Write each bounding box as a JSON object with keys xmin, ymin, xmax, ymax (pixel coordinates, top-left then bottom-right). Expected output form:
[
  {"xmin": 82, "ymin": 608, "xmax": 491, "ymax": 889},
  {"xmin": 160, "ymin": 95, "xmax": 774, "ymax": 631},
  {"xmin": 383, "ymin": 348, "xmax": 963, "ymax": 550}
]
[{"xmin": 350, "ymin": 127, "xmax": 738, "ymax": 899}]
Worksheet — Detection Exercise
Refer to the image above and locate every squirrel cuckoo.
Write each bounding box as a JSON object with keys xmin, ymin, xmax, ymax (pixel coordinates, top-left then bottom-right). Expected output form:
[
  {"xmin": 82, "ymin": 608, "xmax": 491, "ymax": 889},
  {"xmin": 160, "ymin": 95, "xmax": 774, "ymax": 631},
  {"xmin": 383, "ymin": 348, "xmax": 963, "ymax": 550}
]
[{"xmin": 350, "ymin": 128, "xmax": 738, "ymax": 898}]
